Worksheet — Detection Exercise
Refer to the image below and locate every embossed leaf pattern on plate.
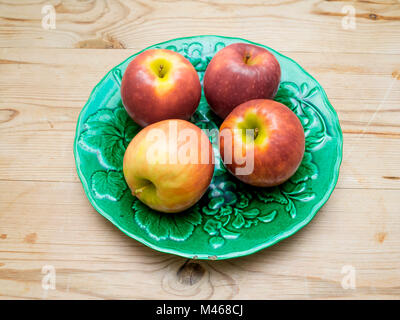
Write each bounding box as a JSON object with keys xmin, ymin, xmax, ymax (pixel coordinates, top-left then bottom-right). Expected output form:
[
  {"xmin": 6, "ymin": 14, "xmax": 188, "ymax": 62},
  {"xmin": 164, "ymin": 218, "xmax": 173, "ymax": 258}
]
[
  {"xmin": 78, "ymin": 107, "xmax": 140, "ymax": 170},
  {"xmin": 74, "ymin": 36, "xmax": 342, "ymax": 259},
  {"xmin": 133, "ymin": 201, "xmax": 202, "ymax": 241}
]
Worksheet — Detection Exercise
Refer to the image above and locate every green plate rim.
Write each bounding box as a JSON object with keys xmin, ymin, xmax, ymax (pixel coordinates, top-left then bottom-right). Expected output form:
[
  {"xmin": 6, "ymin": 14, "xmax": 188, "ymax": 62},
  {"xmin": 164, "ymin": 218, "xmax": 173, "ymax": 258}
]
[{"xmin": 73, "ymin": 35, "xmax": 343, "ymax": 260}]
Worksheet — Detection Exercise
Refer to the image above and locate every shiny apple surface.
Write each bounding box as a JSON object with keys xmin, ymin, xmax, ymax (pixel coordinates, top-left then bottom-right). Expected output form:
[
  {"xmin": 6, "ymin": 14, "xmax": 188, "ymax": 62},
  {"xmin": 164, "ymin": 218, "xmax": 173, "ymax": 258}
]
[
  {"xmin": 204, "ymin": 43, "xmax": 281, "ymax": 119},
  {"xmin": 121, "ymin": 49, "xmax": 201, "ymax": 127},
  {"xmin": 220, "ymin": 99, "xmax": 305, "ymax": 187}
]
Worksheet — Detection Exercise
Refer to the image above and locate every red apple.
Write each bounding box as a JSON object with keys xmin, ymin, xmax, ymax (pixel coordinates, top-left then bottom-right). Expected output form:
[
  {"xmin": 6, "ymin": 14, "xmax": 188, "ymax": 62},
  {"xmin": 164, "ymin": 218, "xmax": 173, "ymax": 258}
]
[
  {"xmin": 219, "ymin": 99, "xmax": 304, "ymax": 187},
  {"xmin": 204, "ymin": 43, "xmax": 281, "ymax": 119},
  {"xmin": 121, "ymin": 49, "xmax": 201, "ymax": 127},
  {"xmin": 123, "ymin": 119, "xmax": 214, "ymax": 213}
]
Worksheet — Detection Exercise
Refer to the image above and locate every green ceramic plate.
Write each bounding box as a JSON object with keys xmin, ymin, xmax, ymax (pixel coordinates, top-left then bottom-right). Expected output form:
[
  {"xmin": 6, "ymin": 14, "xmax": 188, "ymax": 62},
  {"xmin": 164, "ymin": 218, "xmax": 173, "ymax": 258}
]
[{"xmin": 74, "ymin": 35, "xmax": 342, "ymax": 260}]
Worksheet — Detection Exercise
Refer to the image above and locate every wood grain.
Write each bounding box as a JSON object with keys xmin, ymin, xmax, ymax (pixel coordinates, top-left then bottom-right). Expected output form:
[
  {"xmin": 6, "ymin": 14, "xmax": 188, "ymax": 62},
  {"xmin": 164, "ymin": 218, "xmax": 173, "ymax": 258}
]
[
  {"xmin": 0, "ymin": 0, "xmax": 399, "ymax": 54},
  {"xmin": 1, "ymin": 0, "xmax": 400, "ymax": 299}
]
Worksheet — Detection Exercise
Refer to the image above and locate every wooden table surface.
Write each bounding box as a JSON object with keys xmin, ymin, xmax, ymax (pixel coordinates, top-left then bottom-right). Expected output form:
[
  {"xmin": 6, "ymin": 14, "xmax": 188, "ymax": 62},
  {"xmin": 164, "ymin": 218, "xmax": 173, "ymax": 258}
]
[{"xmin": 0, "ymin": 0, "xmax": 399, "ymax": 300}]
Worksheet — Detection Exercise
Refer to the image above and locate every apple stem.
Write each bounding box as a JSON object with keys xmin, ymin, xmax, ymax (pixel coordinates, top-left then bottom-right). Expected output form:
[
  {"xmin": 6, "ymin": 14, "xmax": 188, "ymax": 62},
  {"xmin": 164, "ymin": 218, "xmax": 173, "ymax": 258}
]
[
  {"xmin": 254, "ymin": 127, "xmax": 259, "ymax": 139},
  {"xmin": 159, "ymin": 64, "xmax": 164, "ymax": 78},
  {"xmin": 244, "ymin": 53, "xmax": 251, "ymax": 64},
  {"xmin": 134, "ymin": 186, "xmax": 147, "ymax": 195}
]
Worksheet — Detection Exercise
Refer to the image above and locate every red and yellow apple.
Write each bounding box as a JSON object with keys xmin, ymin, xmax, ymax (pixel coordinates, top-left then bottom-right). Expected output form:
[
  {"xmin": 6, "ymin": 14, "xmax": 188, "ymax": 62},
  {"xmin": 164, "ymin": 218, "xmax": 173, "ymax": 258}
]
[
  {"xmin": 123, "ymin": 119, "xmax": 214, "ymax": 213},
  {"xmin": 121, "ymin": 49, "xmax": 201, "ymax": 127},
  {"xmin": 204, "ymin": 43, "xmax": 281, "ymax": 119},
  {"xmin": 219, "ymin": 99, "xmax": 305, "ymax": 187}
]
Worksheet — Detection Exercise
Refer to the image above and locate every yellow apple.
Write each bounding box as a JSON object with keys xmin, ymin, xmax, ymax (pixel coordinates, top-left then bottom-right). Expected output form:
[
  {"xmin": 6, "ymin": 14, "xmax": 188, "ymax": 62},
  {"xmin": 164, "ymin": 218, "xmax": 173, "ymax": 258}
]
[{"xmin": 123, "ymin": 119, "xmax": 214, "ymax": 213}]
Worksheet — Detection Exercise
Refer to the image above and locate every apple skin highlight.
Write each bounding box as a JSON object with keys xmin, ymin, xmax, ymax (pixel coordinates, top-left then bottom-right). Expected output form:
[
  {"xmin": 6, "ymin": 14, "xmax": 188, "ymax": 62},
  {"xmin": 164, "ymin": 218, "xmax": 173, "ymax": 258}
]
[
  {"xmin": 204, "ymin": 43, "xmax": 281, "ymax": 119},
  {"xmin": 121, "ymin": 49, "xmax": 201, "ymax": 127},
  {"xmin": 220, "ymin": 99, "xmax": 305, "ymax": 187},
  {"xmin": 123, "ymin": 119, "xmax": 214, "ymax": 213}
]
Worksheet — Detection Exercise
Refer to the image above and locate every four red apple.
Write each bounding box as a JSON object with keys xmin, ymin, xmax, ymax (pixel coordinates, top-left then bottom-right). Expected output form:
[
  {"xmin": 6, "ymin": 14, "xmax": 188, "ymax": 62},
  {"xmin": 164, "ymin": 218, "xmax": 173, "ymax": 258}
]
[{"xmin": 121, "ymin": 44, "xmax": 305, "ymax": 213}]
